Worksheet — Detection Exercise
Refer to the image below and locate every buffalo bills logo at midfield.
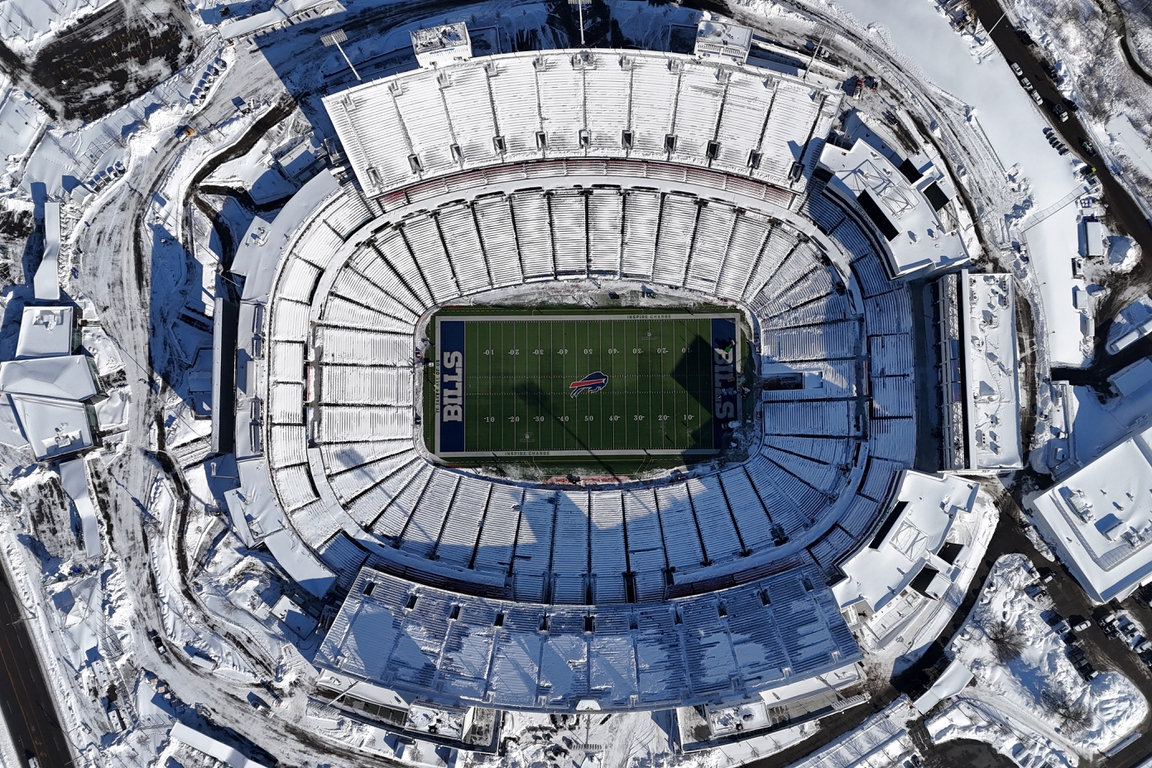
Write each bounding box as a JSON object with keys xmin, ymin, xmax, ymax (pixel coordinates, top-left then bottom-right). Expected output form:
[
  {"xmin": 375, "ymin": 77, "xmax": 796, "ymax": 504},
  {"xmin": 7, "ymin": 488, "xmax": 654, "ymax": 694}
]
[{"xmin": 569, "ymin": 371, "xmax": 609, "ymax": 397}]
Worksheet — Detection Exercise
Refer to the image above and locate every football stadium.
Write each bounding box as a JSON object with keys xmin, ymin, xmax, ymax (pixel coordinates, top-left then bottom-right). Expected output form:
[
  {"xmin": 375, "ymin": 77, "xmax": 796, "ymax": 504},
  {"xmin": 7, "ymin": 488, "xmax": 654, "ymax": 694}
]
[{"xmin": 217, "ymin": 19, "xmax": 996, "ymax": 749}]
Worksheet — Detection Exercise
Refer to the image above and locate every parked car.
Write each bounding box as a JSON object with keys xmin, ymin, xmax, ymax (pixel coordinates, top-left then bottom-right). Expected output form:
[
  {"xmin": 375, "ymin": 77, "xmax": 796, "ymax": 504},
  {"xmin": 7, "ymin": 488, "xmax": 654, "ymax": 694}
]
[
  {"xmin": 1073, "ymin": 619, "xmax": 1091, "ymax": 632},
  {"xmin": 1080, "ymin": 138, "xmax": 1097, "ymax": 156},
  {"xmin": 1010, "ymin": 61, "xmax": 1023, "ymax": 76}
]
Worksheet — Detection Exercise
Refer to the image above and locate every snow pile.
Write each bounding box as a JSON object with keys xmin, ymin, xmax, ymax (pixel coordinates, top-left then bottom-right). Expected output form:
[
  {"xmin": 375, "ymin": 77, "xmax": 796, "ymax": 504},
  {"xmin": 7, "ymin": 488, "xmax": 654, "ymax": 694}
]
[
  {"xmin": 927, "ymin": 698, "xmax": 1076, "ymax": 768},
  {"xmin": 949, "ymin": 554, "xmax": 1147, "ymax": 756}
]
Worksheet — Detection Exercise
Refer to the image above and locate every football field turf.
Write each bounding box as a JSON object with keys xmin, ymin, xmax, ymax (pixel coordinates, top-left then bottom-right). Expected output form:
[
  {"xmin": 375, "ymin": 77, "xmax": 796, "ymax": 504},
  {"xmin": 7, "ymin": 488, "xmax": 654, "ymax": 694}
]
[{"xmin": 434, "ymin": 313, "xmax": 741, "ymax": 458}]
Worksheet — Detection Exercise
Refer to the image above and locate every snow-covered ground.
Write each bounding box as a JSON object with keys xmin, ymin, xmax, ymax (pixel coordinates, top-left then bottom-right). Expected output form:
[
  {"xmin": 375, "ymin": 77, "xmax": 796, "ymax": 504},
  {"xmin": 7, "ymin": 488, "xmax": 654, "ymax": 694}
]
[{"xmin": 947, "ymin": 554, "xmax": 1147, "ymax": 758}]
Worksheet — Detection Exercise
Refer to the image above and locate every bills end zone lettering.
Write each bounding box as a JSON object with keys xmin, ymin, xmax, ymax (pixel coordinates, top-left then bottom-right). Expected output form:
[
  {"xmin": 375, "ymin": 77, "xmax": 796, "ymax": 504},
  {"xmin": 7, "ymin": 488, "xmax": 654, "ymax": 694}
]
[
  {"xmin": 711, "ymin": 317, "xmax": 739, "ymax": 449},
  {"xmin": 438, "ymin": 320, "xmax": 466, "ymax": 453}
]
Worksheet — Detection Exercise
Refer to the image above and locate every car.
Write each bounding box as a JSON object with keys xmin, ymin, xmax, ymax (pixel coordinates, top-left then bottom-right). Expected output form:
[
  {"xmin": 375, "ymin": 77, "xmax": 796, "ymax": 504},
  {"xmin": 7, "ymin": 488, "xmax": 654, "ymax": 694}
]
[
  {"xmin": 1041, "ymin": 61, "xmax": 1058, "ymax": 79},
  {"xmin": 1053, "ymin": 103, "xmax": 1069, "ymax": 122},
  {"xmin": 1073, "ymin": 619, "xmax": 1091, "ymax": 632},
  {"xmin": 1053, "ymin": 619, "xmax": 1070, "ymax": 635},
  {"xmin": 1021, "ymin": 77, "xmax": 1034, "ymax": 91},
  {"xmin": 1063, "ymin": 97, "xmax": 1079, "ymax": 112},
  {"xmin": 1016, "ymin": 28, "xmax": 1035, "ymax": 45},
  {"xmin": 1010, "ymin": 61, "xmax": 1023, "ymax": 76},
  {"xmin": 1031, "ymin": 90, "xmax": 1043, "ymax": 105},
  {"xmin": 147, "ymin": 628, "xmax": 167, "ymax": 655},
  {"xmin": 1080, "ymin": 139, "xmax": 1097, "ymax": 156}
]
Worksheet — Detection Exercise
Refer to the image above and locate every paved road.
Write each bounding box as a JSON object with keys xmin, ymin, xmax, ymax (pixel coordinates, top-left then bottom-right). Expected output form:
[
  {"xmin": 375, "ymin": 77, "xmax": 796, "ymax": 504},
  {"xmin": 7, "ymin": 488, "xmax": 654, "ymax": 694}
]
[{"xmin": 0, "ymin": 563, "xmax": 73, "ymax": 768}]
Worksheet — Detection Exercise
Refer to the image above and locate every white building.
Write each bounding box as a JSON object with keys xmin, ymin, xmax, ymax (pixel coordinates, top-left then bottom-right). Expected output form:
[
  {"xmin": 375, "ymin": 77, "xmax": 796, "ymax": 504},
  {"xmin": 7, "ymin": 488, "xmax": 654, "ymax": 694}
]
[
  {"xmin": 833, "ymin": 471, "xmax": 978, "ymax": 613},
  {"xmin": 1028, "ymin": 423, "xmax": 1152, "ymax": 603},
  {"xmin": 818, "ymin": 140, "xmax": 969, "ymax": 279},
  {"xmin": 15, "ymin": 305, "xmax": 74, "ymax": 358},
  {"xmin": 411, "ymin": 23, "xmax": 472, "ymax": 69},
  {"xmin": 936, "ymin": 271, "xmax": 1022, "ymax": 472},
  {"xmin": 694, "ymin": 20, "xmax": 752, "ymax": 65},
  {"xmin": 2, "ymin": 305, "xmax": 98, "ymax": 461}
]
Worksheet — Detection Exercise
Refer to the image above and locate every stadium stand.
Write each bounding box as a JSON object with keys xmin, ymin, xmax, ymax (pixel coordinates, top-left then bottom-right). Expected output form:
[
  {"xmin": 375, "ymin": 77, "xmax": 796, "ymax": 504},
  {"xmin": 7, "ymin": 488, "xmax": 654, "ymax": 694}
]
[{"xmin": 226, "ymin": 44, "xmax": 936, "ymax": 717}]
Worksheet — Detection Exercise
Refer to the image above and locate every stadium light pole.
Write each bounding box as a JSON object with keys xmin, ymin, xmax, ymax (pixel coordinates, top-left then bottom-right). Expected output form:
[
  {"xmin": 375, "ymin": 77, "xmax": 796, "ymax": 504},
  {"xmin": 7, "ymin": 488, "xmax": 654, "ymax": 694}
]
[
  {"xmin": 568, "ymin": 0, "xmax": 588, "ymax": 47},
  {"xmin": 322, "ymin": 29, "xmax": 361, "ymax": 82}
]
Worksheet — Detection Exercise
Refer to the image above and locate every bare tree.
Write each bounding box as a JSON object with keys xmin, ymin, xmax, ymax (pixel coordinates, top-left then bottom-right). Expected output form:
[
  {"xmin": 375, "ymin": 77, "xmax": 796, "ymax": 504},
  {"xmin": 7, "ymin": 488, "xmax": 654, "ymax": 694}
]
[
  {"xmin": 986, "ymin": 621, "xmax": 1026, "ymax": 664},
  {"xmin": 1041, "ymin": 687, "xmax": 1093, "ymax": 733}
]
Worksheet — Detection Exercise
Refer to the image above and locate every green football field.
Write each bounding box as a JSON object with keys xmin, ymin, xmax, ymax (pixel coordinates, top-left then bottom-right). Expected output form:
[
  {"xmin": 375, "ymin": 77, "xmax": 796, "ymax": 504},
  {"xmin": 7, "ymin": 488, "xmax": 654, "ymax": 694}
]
[{"xmin": 433, "ymin": 313, "xmax": 741, "ymax": 458}]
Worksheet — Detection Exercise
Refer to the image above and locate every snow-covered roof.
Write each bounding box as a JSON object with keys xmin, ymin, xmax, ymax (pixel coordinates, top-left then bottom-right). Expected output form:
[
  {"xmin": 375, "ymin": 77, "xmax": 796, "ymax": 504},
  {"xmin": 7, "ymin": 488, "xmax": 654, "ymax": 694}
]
[
  {"xmin": 224, "ymin": 458, "xmax": 287, "ymax": 548},
  {"xmin": 833, "ymin": 472, "xmax": 977, "ymax": 611},
  {"xmin": 411, "ymin": 23, "xmax": 472, "ymax": 69},
  {"xmin": 818, "ymin": 140, "xmax": 968, "ymax": 278},
  {"xmin": 1110, "ymin": 358, "xmax": 1152, "ymax": 397},
  {"xmin": 7, "ymin": 393, "xmax": 93, "ymax": 460},
  {"xmin": 59, "ymin": 457, "xmax": 100, "ymax": 559},
  {"xmin": 323, "ymin": 48, "xmax": 842, "ymax": 200},
  {"xmin": 315, "ymin": 669, "xmax": 414, "ymax": 710},
  {"xmin": 15, "ymin": 305, "xmax": 73, "ymax": 359},
  {"xmin": 694, "ymin": 20, "xmax": 752, "ymax": 64},
  {"xmin": 217, "ymin": 0, "xmax": 343, "ymax": 42},
  {"xmin": 0, "ymin": 355, "xmax": 97, "ymax": 401},
  {"xmin": 961, "ymin": 272, "xmax": 1022, "ymax": 470},
  {"xmin": 171, "ymin": 722, "xmax": 270, "ymax": 768},
  {"xmin": 912, "ymin": 658, "xmax": 972, "ymax": 714},
  {"xmin": 233, "ymin": 171, "xmax": 340, "ymax": 303},
  {"xmin": 317, "ymin": 566, "xmax": 860, "ymax": 713},
  {"xmin": 263, "ymin": 529, "xmax": 336, "ymax": 598},
  {"xmin": 1028, "ymin": 423, "xmax": 1152, "ymax": 603},
  {"xmin": 34, "ymin": 201, "xmax": 60, "ymax": 301},
  {"xmin": 1083, "ymin": 219, "xmax": 1103, "ymax": 258}
]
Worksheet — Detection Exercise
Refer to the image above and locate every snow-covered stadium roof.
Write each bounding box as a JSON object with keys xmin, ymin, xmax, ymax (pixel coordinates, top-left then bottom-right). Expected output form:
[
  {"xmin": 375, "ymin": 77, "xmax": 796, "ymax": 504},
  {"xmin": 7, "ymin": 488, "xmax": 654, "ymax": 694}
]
[
  {"xmin": 1028, "ymin": 423, "xmax": 1152, "ymax": 603},
  {"xmin": 818, "ymin": 140, "xmax": 969, "ymax": 279},
  {"xmin": 316, "ymin": 567, "xmax": 860, "ymax": 712},
  {"xmin": 323, "ymin": 49, "xmax": 842, "ymax": 201},
  {"xmin": 833, "ymin": 472, "xmax": 977, "ymax": 611}
]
